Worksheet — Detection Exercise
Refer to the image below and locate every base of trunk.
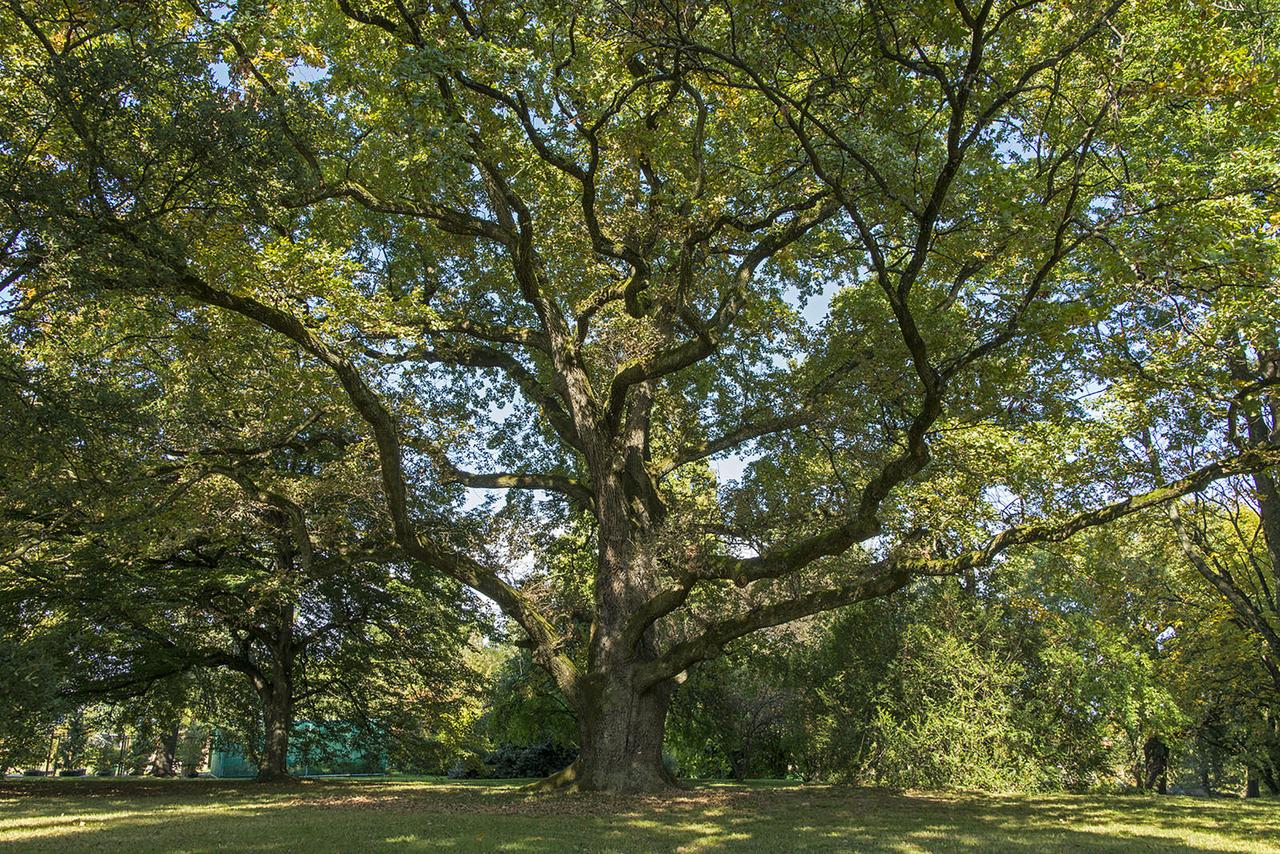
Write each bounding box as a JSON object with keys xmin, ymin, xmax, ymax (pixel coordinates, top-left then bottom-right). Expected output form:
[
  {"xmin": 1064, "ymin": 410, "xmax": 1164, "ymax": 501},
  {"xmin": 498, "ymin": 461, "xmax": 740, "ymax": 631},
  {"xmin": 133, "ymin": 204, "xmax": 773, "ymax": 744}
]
[{"xmin": 254, "ymin": 770, "xmax": 295, "ymax": 783}]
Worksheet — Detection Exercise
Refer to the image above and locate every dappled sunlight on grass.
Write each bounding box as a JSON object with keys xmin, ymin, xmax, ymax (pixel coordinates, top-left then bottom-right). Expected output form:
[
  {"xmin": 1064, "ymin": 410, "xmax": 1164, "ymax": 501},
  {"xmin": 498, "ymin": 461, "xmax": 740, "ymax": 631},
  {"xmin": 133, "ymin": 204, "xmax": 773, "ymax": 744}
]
[
  {"xmin": 0, "ymin": 790, "xmax": 302, "ymax": 846},
  {"xmin": 1, "ymin": 777, "xmax": 1277, "ymax": 852}
]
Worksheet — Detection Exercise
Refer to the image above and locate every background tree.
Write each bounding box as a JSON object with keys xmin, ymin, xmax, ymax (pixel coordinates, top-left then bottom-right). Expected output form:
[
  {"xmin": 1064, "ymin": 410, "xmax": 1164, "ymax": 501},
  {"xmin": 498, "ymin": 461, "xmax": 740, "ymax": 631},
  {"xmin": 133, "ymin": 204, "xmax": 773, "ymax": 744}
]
[
  {"xmin": 0, "ymin": 290, "xmax": 478, "ymax": 780},
  {"xmin": 664, "ymin": 529, "xmax": 1188, "ymax": 792}
]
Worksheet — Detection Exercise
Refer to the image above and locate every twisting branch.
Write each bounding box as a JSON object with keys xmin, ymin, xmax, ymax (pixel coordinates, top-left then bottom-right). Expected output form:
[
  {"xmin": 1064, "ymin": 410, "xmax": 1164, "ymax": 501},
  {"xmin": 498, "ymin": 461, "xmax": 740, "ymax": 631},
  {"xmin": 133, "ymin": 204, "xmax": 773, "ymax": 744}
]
[
  {"xmin": 638, "ymin": 563, "xmax": 916, "ymax": 686},
  {"xmin": 658, "ymin": 408, "xmax": 819, "ymax": 476},
  {"xmin": 289, "ymin": 180, "xmax": 513, "ymax": 246},
  {"xmin": 355, "ymin": 338, "xmax": 583, "ymax": 452},
  {"xmin": 405, "ymin": 436, "xmax": 594, "ymax": 509},
  {"xmin": 111, "ymin": 234, "xmax": 584, "ymax": 704},
  {"xmin": 443, "ymin": 469, "xmax": 595, "ymax": 509},
  {"xmin": 637, "ymin": 442, "xmax": 1280, "ymax": 686},
  {"xmin": 603, "ymin": 198, "xmax": 839, "ymax": 428}
]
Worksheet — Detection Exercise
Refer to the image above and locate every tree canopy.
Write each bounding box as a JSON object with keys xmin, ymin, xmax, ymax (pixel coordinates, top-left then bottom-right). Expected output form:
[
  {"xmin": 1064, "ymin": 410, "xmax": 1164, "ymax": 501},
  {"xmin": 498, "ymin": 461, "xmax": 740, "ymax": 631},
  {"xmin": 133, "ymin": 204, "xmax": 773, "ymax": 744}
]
[{"xmin": 2, "ymin": 0, "xmax": 1278, "ymax": 792}]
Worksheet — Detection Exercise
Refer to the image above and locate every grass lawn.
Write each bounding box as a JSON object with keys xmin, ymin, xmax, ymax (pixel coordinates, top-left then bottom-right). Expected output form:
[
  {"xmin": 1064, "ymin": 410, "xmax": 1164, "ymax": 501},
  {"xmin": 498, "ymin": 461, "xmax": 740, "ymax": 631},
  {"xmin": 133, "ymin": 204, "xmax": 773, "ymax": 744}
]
[{"xmin": 1, "ymin": 776, "xmax": 1277, "ymax": 852}]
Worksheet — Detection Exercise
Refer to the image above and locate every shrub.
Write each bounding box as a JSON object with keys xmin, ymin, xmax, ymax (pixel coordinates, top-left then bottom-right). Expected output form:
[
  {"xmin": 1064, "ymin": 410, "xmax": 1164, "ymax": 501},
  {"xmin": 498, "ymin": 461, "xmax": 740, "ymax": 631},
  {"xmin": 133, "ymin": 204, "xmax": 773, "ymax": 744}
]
[{"xmin": 467, "ymin": 742, "xmax": 578, "ymax": 779}]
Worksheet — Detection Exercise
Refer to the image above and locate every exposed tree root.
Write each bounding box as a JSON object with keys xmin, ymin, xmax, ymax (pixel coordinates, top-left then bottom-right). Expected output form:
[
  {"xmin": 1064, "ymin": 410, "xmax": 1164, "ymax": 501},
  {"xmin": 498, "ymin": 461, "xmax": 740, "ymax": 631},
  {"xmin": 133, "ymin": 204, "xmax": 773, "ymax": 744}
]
[{"xmin": 523, "ymin": 760, "xmax": 584, "ymax": 794}]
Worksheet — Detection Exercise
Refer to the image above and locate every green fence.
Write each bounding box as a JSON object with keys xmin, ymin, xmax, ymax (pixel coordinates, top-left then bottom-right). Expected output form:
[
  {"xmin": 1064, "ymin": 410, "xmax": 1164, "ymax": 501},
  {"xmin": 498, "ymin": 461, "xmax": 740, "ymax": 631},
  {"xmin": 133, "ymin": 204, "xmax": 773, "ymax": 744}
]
[{"xmin": 209, "ymin": 722, "xmax": 387, "ymax": 778}]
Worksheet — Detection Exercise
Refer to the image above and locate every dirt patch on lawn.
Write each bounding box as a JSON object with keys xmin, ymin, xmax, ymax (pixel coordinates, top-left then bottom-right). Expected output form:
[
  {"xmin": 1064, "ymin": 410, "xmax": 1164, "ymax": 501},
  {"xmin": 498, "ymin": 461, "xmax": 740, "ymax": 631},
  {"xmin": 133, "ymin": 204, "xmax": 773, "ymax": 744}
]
[
  {"xmin": 298, "ymin": 782, "xmax": 949, "ymax": 818},
  {"xmin": 0, "ymin": 776, "xmax": 966, "ymax": 821}
]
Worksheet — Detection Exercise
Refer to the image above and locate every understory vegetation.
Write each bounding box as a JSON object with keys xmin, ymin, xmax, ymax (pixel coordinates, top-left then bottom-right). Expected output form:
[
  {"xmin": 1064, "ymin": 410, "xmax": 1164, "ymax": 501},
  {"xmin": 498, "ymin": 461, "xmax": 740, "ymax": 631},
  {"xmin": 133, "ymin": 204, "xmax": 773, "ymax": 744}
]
[{"xmin": 6, "ymin": 530, "xmax": 1280, "ymax": 797}]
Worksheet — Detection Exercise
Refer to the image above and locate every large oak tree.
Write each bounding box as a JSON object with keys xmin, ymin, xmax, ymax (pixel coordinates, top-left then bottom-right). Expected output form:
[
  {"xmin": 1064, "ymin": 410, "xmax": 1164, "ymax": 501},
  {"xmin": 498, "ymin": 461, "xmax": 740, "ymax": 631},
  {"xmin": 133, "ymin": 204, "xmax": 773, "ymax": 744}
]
[{"xmin": 3, "ymin": 0, "xmax": 1278, "ymax": 791}]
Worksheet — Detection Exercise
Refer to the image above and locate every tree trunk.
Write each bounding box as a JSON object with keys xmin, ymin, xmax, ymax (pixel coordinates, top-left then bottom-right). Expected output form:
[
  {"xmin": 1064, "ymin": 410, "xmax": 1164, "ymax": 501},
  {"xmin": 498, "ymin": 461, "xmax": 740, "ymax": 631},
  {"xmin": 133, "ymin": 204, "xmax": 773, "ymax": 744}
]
[
  {"xmin": 1245, "ymin": 765, "xmax": 1261, "ymax": 798},
  {"xmin": 257, "ymin": 678, "xmax": 293, "ymax": 781},
  {"xmin": 256, "ymin": 616, "xmax": 295, "ymax": 782},
  {"xmin": 1143, "ymin": 736, "xmax": 1169, "ymax": 794},
  {"xmin": 544, "ymin": 673, "xmax": 675, "ymax": 793},
  {"xmin": 256, "ymin": 560, "xmax": 297, "ymax": 782},
  {"xmin": 149, "ymin": 723, "xmax": 180, "ymax": 777},
  {"xmin": 1262, "ymin": 766, "xmax": 1279, "ymax": 796},
  {"xmin": 536, "ymin": 457, "xmax": 680, "ymax": 794},
  {"xmin": 548, "ymin": 580, "xmax": 677, "ymax": 790}
]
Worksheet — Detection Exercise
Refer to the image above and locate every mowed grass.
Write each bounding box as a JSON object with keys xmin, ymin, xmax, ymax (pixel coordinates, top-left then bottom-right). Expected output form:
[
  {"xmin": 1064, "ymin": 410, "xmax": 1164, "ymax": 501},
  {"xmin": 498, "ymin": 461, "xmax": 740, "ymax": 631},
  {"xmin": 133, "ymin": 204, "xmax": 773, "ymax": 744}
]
[{"xmin": 1, "ymin": 776, "xmax": 1277, "ymax": 852}]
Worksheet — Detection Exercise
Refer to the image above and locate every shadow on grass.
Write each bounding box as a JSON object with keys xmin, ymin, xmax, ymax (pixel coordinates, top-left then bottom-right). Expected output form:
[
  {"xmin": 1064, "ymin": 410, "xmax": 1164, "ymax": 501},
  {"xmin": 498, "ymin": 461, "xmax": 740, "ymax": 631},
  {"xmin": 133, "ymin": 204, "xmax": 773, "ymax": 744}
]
[{"xmin": 1, "ymin": 779, "xmax": 1277, "ymax": 852}]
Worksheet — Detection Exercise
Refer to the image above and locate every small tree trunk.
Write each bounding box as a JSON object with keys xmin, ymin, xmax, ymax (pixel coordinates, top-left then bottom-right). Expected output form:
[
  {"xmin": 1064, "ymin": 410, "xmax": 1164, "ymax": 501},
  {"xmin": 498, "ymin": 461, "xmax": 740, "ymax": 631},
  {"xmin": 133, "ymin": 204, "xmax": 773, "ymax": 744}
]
[
  {"xmin": 150, "ymin": 723, "xmax": 180, "ymax": 777},
  {"xmin": 1143, "ymin": 736, "xmax": 1169, "ymax": 794},
  {"xmin": 255, "ymin": 586, "xmax": 296, "ymax": 782},
  {"xmin": 256, "ymin": 620, "xmax": 295, "ymax": 782},
  {"xmin": 1245, "ymin": 766, "xmax": 1261, "ymax": 799}
]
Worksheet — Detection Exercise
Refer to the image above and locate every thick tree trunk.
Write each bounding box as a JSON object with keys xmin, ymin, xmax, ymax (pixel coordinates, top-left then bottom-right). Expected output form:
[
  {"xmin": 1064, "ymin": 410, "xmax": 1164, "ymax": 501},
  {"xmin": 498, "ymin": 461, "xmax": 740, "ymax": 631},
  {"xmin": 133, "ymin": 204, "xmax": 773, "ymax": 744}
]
[
  {"xmin": 537, "ymin": 455, "xmax": 682, "ymax": 794},
  {"xmin": 542, "ymin": 503, "xmax": 679, "ymax": 791},
  {"xmin": 255, "ymin": 616, "xmax": 295, "ymax": 782},
  {"xmin": 577, "ymin": 675, "xmax": 675, "ymax": 792},
  {"xmin": 256, "ymin": 565, "xmax": 297, "ymax": 782},
  {"xmin": 149, "ymin": 723, "xmax": 180, "ymax": 777},
  {"xmin": 1143, "ymin": 736, "xmax": 1169, "ymax": 794},
  {"xmin": 538, "ymin": 673, "xmax": 675, "ymax": 794},
  {"xmin": 257, "ymin": 678, "xmax": 293, "ymax": 781}
]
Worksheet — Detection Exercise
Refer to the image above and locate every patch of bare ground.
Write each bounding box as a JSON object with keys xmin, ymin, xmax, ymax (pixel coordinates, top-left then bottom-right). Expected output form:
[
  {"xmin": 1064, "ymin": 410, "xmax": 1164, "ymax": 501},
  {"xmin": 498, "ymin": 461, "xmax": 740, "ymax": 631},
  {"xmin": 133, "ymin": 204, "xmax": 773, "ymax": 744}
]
[{"xmin": 298, "ymin": 783, "xmax": 957, "ymax": 817}]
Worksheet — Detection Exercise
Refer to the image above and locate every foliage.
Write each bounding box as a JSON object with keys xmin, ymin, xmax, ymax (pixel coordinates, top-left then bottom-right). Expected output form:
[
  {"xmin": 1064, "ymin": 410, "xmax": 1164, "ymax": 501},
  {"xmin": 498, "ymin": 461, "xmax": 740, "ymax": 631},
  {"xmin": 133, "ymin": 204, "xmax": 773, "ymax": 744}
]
[
  {"xmin": 471, "ymin": 742, "xmax": 579, "ymax": 781},
  {"xmin": 869, "ymin": 621, "xmax": 1035, "ymax": 791},
  {"xmin": 1, "ymin": 0, "xmax": 1279, "ymax": 793}
]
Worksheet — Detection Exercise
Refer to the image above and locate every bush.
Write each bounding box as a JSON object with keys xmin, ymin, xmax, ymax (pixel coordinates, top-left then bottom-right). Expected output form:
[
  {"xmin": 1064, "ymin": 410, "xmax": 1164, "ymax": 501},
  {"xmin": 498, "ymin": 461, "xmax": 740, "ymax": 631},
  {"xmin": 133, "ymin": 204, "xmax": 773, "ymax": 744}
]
[
  {"xmin": 451, "ymin": 741, "xmax": 577, "ymax": 779},
  {"xmin": 57, "ymin": 768, "xmax": 87, "ymax": 776},
  {"xmin": 867, "ymin": 624, "xmax": 1037, "ymax": 791},
  {"xmin": 22, "ymin": 769, "xmax": 48, "ymax": 776},
  {"xmin": 446, "ymin": 751, "xmax": 488, "ymax": 780}
]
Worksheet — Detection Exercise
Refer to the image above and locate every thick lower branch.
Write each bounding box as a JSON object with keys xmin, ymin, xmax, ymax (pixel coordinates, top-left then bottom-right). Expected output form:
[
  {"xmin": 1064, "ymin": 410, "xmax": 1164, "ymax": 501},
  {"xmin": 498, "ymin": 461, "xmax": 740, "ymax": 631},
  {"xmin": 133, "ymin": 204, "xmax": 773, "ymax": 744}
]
[
  {"xmin": 640, "ymin": 444, "xmax": 1280, "ymax": 688},
  {"xmin": 434, "ymin": 461, "xmax": 594, "ymax": 510},
  {"xmin": 941, "ymin": 444, "xmax": 1280, "ymax": 577},
  {"xmin": 639, "ymin": 562, "xmax": 915, "ymax": 687},
  {"xmin": 659, "ymin": 408, "xmax": 819, "ymax": 476}
]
